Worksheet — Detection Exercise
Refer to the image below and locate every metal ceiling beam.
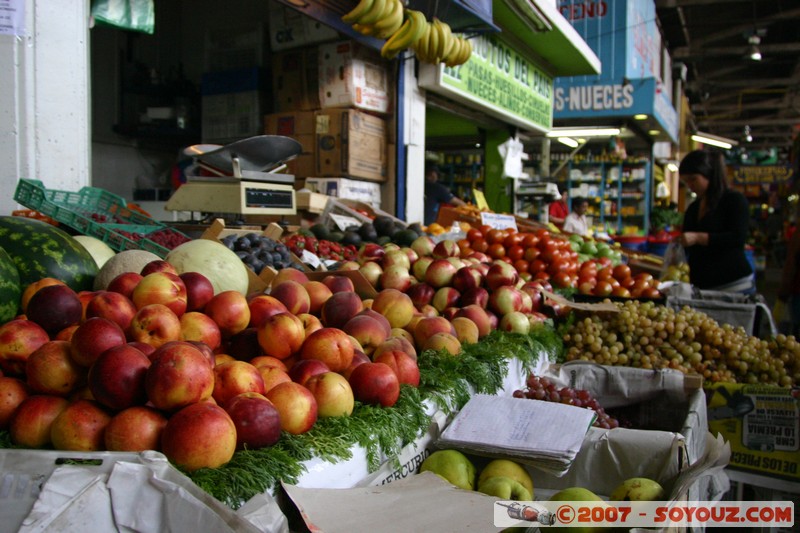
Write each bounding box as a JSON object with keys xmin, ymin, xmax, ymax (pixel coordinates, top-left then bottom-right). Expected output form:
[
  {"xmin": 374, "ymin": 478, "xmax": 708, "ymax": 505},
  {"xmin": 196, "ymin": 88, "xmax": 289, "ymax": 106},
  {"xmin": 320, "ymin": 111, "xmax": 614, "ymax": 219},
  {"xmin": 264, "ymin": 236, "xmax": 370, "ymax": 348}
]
[
  {"xmin": 657, "ymin": 0, "xmax": 755, "ymax": 7},
  {"xmin": 671, "ymin": 6, "xmax": 800, "ymax": 49},
  {"xmin": 691, "ymin": 98, "xmax": 787, "ymax": 113},
  {"xmin": 674, "ymin": 42, "xmax": 800, "ymax": 60},
  {"xmin": 697, "ymin": 117, "xmax": 800, "ymax": 127}
]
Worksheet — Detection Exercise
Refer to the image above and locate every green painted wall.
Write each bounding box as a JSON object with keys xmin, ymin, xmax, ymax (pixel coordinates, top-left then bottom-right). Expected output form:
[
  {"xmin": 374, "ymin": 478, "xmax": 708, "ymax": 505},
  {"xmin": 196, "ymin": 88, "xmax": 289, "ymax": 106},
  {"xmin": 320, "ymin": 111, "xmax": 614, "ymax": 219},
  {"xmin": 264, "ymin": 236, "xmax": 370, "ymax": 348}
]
[
  {"xmin": 425, "ymin": 107, "xmax": 480, "ymax": 138},
  {"xmin": 484, "ymin": 129, "xmax": 512, "ymax": 214}
]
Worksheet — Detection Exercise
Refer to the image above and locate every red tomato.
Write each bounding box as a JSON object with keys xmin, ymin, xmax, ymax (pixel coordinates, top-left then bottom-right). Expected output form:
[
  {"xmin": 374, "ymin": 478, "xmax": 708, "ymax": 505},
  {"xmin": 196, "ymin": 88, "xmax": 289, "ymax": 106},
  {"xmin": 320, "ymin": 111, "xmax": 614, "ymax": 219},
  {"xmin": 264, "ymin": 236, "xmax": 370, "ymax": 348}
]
[
  {"xmin": 466, "ymin": 228, "xmax": 483, "ymax": 242},
  {"xmin": 597, "ymin": 267, "xmax": 614, "ymax": 281},
  {"xmin": 486, "ymin": 229, "xmax": 506, "ymax": 244},
  {"xmin": 547, "ymin": 258, "xmax": 569, "ymax": 277},
  {"xmin": 551, "ymin": 271, "xmax": 572, "ymax": 289},
  {"xmin": 577, "ymin": 272, "xmax": 597, "ymax": 287},
  {"xmin": 507, "ymin": 245, "xmax": 525, "ymax": 261},
  {"xmin": 634, "ymin": 272, "xmax": 654, "ymax": 283},
  {"xmin": 513, "ymin": 259, "xmax": 530, "ymax": 273},
  {"xmin": 459, "ymin": 246, "xmax": 473, "ymax": 258},
  {"xmin": 504, "ymin": 233, "xmax": 524, "ymax": 248},
  {"xmin": 620, "ymin": 276, "xmax": 636, "ymax": 289},
  {"xmin": 457, "ymin": 239, "xmax": 471, "ymax": 252},
  {"xmin": 578, "ymin": 280, "xmax": 595, "ymax": 294},
  {"xmin": 523, "ymin": 247, "xmax": 541, "ymax": 262},
  {"xmin": 597, "ymin": 256, "xmax": 613, "ymax": 267},
  {"xmin": 488, "ymin": 243, "xmax": 506, "ymax": 259},
  {"xmin": 593, "ymin": 280, "xmax": 613, "ymax": 296},
  {"xmin": 521, "ymin": 233, "xmax": 539, "ymax": 248},
  {"xmin": 579, "ymin": 261, "xmax": 597, "ymax": 276},
  {"xmin": 529, "ymin": 259, "xmax": 547, "ymax": 273},
  {"xmin": 612, "ymin": 286, "xmax": 632, "ymax": 298},
  {"xmin": 612, "ymin": 264, "xmax": 632, "ymax": 280},
  {"xmin": 642, "ymin": 287, "xmax": 662, "ymax": 299},
  {"xmin": 533, "ymin": 271, "xmax": 551, "ymax": 282},
  {"xmin": 472, "ymin": 238, "xmax": 489, "ymax": 253},
  {"xmin": 480, "ymin": 224, "xmax": 494, "ymax": 236},
  {"xmin": 535, "ymin": 228, "xmax": 550, "ymax": 240}
]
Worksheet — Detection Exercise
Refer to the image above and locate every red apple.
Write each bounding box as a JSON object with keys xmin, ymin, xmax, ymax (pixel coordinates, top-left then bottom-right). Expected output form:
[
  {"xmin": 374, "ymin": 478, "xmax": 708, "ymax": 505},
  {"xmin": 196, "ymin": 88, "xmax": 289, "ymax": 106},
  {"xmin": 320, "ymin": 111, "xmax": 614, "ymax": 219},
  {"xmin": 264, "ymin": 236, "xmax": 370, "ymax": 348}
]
[
  {"xmin": 127, "ymin": 341, "xmax": 156, "ymax": 359},
  {"xmin": 258, "ymin": 366, "xmax": 292, "ymax": 393},
  {"xmin": 424, "ymin": 259, "xmax": 458, "ymax": 288},
  {"xmin": 432, "ymin": 287, "xmax": 461, "ymax": 313},
  {"xmin": 372, "ymin": 336, "xmax": 417, "ymax": 361},
  {"xmin": 128, "ymin": 304, "xmax": 182, "ymax": 349},
  {"xmin": 0, "ymin": 377, "xmax": 29, "ymax": 428},
  {"xmin": 303, "ymin": 281, "xmax": 333, "ymax": 317},
  {"xmin": 104, "ymin": 405, "xmax": 168, "ymax": 452},
  {"xmin": 460, "ymin": 287, "xmax": 490, "ymax": 309},
  {"xmin": 423, "ymin": 332, "xmax": 462, "ymax": 355},
  {"xmin": 348, "ymin": 362, "xmax": 400, "ymax": 407},
  {"xmin": 432, "ymin": 239, "xmax": 460, "ymax": 259},
  {"xmin": 411, "ymin": 316, "xmax": 456, "ymax": 348},
  {"xmin": 54, "ymin": 324, "xmax": 79, "ymax": 342},
  {"xmin": 272, "ymin": 267, "xmax": 310, "ymax": 287},
  {"xmin": 145, "ymin": 341, "xmax": 215, "ymax": 411},
  {"xmin": 106, "ymin": 272, "xmax": 143, "ymax": 300},
  {"xmin": 499, "ymin": 311, "xmax": 532, "ymax": 334},
  {"xmin": 205, "ymin": 290, "xmax": 251, "ymax": 338},
  {"xmin": 50, "ymin": 399, "xmax": 112, "ymax": 451},
  {"xmin": 455, "ymin": 305, "xmax": 493, "ymax": 338},
  {"xmin": 160, "ymin": 402, "xmax": 237, "ymax": 471},
  {"xmin": 180, "ymin": 271, "xmax": 215, "ymax": 312},
  {"xmin": 371, "ymin": 288, "xmax": 416, "ymax": 329},
  {"xmin": 379, "ymin": 265, "xmax": 412, "ymax": 292},
  {"xmin": 0, "ymin": 319, "xmax": 51, "ymax": 377},
  {"xmin": 85, "ymin": 291, "xmax": 137, "ymax": 332},
  {"xmin": 410, "ymin": 235, "xmax": 436, "ymax": 257},
  {"xmin": 489, "ymin": 285, "xmax": 525, "ymax": 316},
  {"xmin": 321, "ymin": 274, "xmax": 355, "ymax": 294},
  {"xmin": 88, "ymin": 344, "xmax": 151, "ymax": 410},
  {"xmin": 297, "ymin": 313, "xmax": 323, "ymax": 338},
  {"xmin": 452, "ymin": 266, "xmax": 484, "ymax": 292},
  {"xmin": 265, "ymin": 381, "xmax": 318, "ymax": 435},
  {"xmin": 257, "ymin": 312, "xmax": 305, "ymax": 360},
  {"xmin": 406, "ymin": 283, "xmax": 435, "ymax": 310},
  {"xmin": 224, "ymin": 392, "xmax": 282, "ymax": 449},
  {"xmin": 247, "ymin": 295, "xmax": 289, "ymax": 329},
  {"xmin": 271, "ymin": 280, "xmax": 311, "ymax": 315},
  {"xmin": 320, "ymin": 291, "xmax": 363, "ymax": 329},
  {"xmin": 70, "ymin": 316, "xmax": 127, "ymax": 367},
  {"xmin": 288, "ymin": 358, "xmax": 331, "ymax": 386},
  {"xmin": 358, "ymin": 242, "xmax": 386, "ymax": 263},
  {"xmin": 358, "ymin": 261, "xmax": 384, "ymax": 288},
  {"xmin": 26, "ymin": 340, "xmax": 85, "ymax": 396},
  {"xmin": 250, "ymin": 355, "xmax": 288, "ymax": 372},
  {"xmin": 343, "ymin": 314, "xmax": 389, "ymax": 357},
  {"xmin": 486, "ymin": 261, "xmax": 520, "ymax": 290},
  {"xmin": 212, "ymin": 360, "xmax": 266, "ymax": 405},
  {"xmin": 132, "ymin": 272, "xmax": 188, "ymax": 317},
  {"xmin": 372, "ymin": 350, "xmax": 420, "ymax": 387},
  {"xmin": 412, "ymin": 256, "xmax": 434, "ymax": 282},
  {"xmin": 9, "ymin": 394, "xmax": 69, "ymax": 448},
  {"xmin": 180, "ymin": 311, "xmax": 222, "ymax": 351},
  {"xmin": 299, "ymin": 327, "xmax": 355, "ymax": 373},
  {"xmin": 305, "ymin": 372, "xmax": 355, "ymax": 417},
  {"xmin": 26, "ymin": 284, "xmax": 82, "ymax": 337},
  {"xmin": 341, "ymin": 349, "xmax": 371, "ymax": 380},
  {"xmin": 141, "ymin": 259, "xmax": 178, "ymax": 276},
  {"xmin": 451, "ymin": 316, "xmax": 480, "ymax": 345}
]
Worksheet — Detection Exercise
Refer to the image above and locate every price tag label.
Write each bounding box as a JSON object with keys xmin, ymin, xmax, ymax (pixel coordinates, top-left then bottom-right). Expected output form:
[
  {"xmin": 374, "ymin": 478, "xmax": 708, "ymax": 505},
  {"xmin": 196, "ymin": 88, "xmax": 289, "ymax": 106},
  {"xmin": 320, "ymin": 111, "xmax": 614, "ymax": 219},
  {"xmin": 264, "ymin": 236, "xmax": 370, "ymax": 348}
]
[
  {"xmin": 300, "ymin": 249, "xmax": 322, "ymax": 269},
  {"xmin": 480, "ymin": 212, "xmax": 518, "ymax": 231},
  {"xmin": 329, "ymin": 213, "xmax": 361, "ymax": 231},
  {"xmin": 473, "ymin": 189, "xmax": 489, "ymax": 210}
]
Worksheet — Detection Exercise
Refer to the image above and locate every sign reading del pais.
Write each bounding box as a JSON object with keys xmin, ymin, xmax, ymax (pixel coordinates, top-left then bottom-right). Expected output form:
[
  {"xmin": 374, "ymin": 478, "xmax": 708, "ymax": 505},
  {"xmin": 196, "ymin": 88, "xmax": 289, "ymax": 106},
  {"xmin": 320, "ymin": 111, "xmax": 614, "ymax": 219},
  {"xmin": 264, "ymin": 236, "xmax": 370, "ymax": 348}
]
[{"xmin": 418, "ymin": 34, "xmax": 553, "ymax": 133}]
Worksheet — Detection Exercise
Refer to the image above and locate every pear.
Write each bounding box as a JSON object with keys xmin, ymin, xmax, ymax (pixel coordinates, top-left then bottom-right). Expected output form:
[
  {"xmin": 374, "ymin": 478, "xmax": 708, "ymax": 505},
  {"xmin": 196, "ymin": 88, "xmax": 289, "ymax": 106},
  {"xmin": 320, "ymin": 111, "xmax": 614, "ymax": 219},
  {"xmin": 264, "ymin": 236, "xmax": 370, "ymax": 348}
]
[
  {"xmin": 545, "ymin": 487, "xmax": 605, "ymax": 533},
  {"xmin": 419, "ymin": 449, "xmax": 476, "ymax": 490},
  {"xmin": 477, "ymin": 459, "xmax": 534, "ymax": 498},
  {"xmin": 478, "ymin": 475, "xmax": 532, "ymax": 501},
  {"xmin": 609, "ymin": 477, "xmax": 665, "ymax": 501}
]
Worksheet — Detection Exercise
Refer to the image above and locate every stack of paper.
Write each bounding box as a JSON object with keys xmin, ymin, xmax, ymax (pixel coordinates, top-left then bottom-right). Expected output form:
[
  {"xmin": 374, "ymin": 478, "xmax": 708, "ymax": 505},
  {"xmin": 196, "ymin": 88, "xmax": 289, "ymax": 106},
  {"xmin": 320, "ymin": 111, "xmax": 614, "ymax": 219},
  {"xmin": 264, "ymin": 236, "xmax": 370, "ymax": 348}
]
[{"xmin": 438, "ymin": 394, "xmax": 596, "ymax": 476}]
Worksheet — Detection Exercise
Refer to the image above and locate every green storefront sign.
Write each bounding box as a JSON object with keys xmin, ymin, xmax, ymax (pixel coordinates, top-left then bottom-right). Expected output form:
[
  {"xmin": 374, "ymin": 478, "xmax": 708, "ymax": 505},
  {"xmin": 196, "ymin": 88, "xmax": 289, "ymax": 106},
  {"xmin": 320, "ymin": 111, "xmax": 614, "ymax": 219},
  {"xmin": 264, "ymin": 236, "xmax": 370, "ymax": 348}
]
[{"xmin": 419, "ymin": 34, "xmax": 554, "ymax": 133}]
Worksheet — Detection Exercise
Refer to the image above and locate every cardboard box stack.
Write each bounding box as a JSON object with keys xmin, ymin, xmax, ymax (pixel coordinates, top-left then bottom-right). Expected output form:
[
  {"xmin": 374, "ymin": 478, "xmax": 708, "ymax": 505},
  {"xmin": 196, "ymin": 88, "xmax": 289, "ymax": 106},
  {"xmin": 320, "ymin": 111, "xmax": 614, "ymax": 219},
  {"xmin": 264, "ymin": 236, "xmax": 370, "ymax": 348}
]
[{"xmin": 264, "ymin": 39, "xmax": 392, "ymax": 210}]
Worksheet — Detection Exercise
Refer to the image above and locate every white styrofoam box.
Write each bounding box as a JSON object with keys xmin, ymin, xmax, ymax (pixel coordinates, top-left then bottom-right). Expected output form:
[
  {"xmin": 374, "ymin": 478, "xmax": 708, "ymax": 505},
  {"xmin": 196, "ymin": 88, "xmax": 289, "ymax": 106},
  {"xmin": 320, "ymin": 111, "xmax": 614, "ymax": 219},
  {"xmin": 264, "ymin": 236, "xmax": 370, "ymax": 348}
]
[
  {"xmin": 318, "ymin": 41, "xmax": 390, "ymax": 115},
  {"xmin": 268, "ymin": 1, "xmax": 339, "ymax": 52},
  {"xmin": 305, "ymin": 177, "xmax": 382, "ymax": 208}
]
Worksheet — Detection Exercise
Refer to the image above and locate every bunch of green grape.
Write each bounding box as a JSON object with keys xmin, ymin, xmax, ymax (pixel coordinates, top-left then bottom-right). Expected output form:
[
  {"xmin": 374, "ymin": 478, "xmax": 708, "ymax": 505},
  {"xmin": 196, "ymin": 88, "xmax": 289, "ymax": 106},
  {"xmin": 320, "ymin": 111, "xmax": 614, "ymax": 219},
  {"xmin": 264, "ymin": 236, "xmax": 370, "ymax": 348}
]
[{"xmin": 561, "ymin": 300, "xmax": 799, "ymax": 387}]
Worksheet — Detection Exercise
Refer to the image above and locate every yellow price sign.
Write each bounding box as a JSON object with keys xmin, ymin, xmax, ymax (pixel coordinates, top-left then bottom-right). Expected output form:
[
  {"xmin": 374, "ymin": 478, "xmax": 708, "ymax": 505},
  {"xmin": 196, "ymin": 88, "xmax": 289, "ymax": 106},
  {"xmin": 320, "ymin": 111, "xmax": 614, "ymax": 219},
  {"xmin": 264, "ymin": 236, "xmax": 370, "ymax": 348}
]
[{"xmin": 473, "ymin": 189, "xmax": 489, "ymax": 210}]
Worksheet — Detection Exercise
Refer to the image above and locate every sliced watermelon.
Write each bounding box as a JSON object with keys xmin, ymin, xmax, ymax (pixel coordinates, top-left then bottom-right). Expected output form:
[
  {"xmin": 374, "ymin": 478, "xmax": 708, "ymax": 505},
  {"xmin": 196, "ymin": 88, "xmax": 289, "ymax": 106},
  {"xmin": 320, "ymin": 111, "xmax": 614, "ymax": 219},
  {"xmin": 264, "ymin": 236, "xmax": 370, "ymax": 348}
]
[
  {"xmin": 0, "ymin": 216, "xmax": 98, "ymax": 292},
  {"xmin": 0, "ymin": 245, "xmax": 22, "ymax": 323}
]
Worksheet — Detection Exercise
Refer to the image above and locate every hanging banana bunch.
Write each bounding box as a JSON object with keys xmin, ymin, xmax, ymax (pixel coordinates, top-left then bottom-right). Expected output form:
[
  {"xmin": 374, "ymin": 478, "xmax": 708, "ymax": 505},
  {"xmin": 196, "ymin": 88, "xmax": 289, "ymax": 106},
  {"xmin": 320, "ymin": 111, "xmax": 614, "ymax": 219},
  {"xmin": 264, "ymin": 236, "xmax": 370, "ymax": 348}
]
[{"xmin": 341, "ymin": 1, "xmax": 471, "ymax": 66}]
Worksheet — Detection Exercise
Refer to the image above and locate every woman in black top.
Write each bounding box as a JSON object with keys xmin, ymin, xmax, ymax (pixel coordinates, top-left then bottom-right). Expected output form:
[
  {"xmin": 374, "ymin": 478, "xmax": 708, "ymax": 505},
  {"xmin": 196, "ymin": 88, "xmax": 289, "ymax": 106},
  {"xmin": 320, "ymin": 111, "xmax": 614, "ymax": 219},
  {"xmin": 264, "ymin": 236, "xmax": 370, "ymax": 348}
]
[{"xmin": 678, "ymin": 150, "xmax": 755, "ymax": 293}]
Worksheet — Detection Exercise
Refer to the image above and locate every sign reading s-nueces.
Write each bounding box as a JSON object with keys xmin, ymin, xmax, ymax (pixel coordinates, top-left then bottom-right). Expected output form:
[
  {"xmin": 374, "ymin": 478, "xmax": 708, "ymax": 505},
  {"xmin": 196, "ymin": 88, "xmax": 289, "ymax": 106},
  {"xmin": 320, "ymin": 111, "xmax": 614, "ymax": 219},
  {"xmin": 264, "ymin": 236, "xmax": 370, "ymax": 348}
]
[{"xmin": 419, "ymin": 34, "xmax": 554, "ymax": 133}]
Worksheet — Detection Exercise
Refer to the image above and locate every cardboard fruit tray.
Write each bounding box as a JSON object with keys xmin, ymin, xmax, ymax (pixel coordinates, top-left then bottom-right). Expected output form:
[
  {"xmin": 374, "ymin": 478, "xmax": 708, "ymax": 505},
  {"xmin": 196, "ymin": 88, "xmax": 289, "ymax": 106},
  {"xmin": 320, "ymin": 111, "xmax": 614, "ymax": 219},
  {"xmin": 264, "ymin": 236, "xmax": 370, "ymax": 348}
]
[{"xmin": 14, "ymin": 179, "xmax": 190, "ymax": 258}]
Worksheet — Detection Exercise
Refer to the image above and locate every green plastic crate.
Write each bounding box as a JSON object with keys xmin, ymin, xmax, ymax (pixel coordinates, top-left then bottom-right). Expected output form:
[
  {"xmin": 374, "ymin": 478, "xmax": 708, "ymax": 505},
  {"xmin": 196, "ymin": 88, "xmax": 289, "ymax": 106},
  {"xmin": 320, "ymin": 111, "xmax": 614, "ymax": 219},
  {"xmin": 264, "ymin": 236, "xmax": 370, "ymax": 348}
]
[{"xmin": 13, "ymin": 179, "xmax": 189, "ymax": 258}]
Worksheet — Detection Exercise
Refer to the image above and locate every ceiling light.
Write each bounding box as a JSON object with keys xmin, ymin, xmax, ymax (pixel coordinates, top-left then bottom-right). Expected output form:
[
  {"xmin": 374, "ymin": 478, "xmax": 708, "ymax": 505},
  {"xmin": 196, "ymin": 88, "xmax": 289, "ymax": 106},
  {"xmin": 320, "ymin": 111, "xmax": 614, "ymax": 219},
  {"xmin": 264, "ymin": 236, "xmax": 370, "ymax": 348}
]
[
  {"xmin": 546, "ymin": 127, "xmax": 621, "ymax": 138},
  {"xmin": 743, "ymin": 125, "xmax": 753, "ymax": 143},
  {"xmin": 634, "ymin": 114, "xmax": 648, "ymax": 120},
  {"xmin": 648, "ymin": 129, "xmax": 661, "ymax": 136},
  {"xmin": 748, "ymin": 35, "xmax": 762, "ymax": 61},
  {"xmin": 557, "ymin": 137, "xmax": 579, "ymax": 148},
  {"xmin": 691, "ymin": 131, "xmax": 739, "ymax": 150}
]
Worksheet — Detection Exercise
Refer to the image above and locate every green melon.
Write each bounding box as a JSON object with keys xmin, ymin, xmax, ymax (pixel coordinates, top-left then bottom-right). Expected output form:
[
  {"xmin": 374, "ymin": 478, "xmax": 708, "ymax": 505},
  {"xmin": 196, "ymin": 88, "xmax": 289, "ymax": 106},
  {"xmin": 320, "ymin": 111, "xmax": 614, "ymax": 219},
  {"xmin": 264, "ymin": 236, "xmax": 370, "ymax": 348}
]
[
  {"xmin": 0, "ymin": 216, "xmax": 98, "ymax": 292},
  {"xmin": 0, "ymin": 245, "xmax": 22, "ymax": 323}
]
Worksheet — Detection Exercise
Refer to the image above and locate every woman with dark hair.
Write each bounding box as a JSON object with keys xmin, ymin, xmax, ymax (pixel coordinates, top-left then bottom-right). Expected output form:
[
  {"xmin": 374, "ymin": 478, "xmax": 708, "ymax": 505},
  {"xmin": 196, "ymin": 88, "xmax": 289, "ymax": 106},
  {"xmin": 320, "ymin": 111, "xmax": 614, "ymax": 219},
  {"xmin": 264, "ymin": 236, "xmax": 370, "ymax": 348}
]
[{"xmin": 677, "ymin": 149, "xmax": 754, "ymax": 293}]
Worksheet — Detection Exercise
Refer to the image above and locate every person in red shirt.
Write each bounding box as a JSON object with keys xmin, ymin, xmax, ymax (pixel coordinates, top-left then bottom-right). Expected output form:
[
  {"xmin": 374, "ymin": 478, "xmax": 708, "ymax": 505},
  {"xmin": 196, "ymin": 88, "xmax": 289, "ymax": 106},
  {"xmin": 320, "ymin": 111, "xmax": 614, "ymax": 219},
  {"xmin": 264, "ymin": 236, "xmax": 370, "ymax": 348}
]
[{"xmin": 549, "ymin": 186, "xmax": 569, "ymax": 227}]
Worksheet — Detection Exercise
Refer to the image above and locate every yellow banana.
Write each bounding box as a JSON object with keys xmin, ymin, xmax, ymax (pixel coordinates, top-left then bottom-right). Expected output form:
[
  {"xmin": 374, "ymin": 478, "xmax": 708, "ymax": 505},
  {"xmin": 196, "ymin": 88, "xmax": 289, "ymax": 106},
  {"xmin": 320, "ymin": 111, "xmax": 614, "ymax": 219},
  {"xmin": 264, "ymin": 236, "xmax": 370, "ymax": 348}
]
[
  {"xmin": 413, "ymin": 20, "xmax": 431, "ymax": 62},
  {"xmin": 357, "ymin": 0, "xmax": 387, "ymax": 26},
  {"xmin": 458, "ymin": 37, "xmax": 473, "ymax": 65},
  {"xmin": 381, "ymin": 16, "xmax": 414, "ymax": 59},
  {"xmin": 438, "ymin": 20, "xmax": 453, "ymax": 63},
  {"xmin": 353, "ymin": 22, "xmax": 376, "ymax": 36},
  {"xmin": 444, "ymin": 36, "xmax": 463, "ymax": 67},
  {"xmin": 406, "ymin": 9, "xmax": 428, "ymax": 49},
  {"xmin": 373, "ymin": 0, "xmax": 403, "ymax": 39},
  {"xmin": 426, "ymin": 19, "xmax": 439, "ymax": 63},
  {"xmin": 342, "ymin": 0, "xmax": 374, "ymax": 24}
]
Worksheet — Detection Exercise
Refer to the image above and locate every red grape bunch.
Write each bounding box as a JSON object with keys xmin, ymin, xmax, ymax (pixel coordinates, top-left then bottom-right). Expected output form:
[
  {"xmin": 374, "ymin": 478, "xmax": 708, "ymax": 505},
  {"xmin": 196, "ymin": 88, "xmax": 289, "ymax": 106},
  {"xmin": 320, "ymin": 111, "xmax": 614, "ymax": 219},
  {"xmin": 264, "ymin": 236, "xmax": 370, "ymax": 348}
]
[{"xmin": 512, "ymin": 374, "xmax": 620, "ymax": 429}]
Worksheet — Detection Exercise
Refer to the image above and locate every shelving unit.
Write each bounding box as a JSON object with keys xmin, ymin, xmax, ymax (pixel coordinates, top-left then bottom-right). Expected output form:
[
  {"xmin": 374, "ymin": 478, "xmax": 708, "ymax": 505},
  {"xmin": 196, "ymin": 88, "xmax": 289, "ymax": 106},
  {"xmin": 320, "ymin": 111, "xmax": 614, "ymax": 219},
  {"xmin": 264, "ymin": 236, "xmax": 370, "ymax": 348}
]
[
  {"xmin": 436, "ymin": 151, "xmax": 485, "ymax": 204},
  {"xmin": 564, "ymin": 158, "xmax": 651, "ymax": 235}
]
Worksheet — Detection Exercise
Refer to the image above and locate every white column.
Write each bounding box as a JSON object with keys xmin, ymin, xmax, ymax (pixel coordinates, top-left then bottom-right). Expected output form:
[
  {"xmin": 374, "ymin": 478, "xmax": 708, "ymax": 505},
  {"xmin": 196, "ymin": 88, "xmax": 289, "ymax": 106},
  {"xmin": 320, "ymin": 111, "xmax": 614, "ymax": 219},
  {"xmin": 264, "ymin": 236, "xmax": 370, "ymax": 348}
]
[
  {"xmin": 402, "ymin": 57, "xmax": 427, "ymax": 225},
  {"xmin": 0, "ymin": 0, "xmax": 91, "ymax": 216}
]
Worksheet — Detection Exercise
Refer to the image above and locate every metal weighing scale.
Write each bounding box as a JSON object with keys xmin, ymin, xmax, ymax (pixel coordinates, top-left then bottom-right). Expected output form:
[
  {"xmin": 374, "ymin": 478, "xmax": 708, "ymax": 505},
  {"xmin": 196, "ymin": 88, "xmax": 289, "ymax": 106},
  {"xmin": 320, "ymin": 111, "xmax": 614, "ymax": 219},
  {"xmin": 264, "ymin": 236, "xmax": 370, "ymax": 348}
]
[
  {"xmin": 515, "ymin": 181, "xmax": 561, "ymax": 224},
  {"xmin": 165, "ymin": 135, "xmax": 303, "ymax": 216}
]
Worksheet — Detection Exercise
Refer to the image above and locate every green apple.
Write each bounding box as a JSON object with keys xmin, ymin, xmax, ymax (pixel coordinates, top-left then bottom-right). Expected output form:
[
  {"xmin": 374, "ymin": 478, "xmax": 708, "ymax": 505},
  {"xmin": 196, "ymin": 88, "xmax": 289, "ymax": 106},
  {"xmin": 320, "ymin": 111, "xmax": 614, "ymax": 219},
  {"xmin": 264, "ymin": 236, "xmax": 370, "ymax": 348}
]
[
  {"xmin": 419, "ymin": 449, "xmax": 476, "ymax": 490},
  {"xmin": 478, "ymin": 475, "xmax": 532, "ymax": 501},
  {"xmin": 545, "ymin": 487, "xmax": 605, "ymax": 533},
  {"xmin": 609, "ymin": 477, "xmax": 665, "ymax": 501},
  {"xmin": 477, "ymin": 459, "xmax": 534, "ymax": 498}
]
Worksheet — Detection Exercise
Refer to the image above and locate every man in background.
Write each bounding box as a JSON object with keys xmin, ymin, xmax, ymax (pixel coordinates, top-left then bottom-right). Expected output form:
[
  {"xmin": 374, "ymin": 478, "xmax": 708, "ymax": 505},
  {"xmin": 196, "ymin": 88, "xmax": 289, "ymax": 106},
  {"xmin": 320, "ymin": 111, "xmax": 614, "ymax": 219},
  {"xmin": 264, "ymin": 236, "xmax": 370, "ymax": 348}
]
[
  {"xmin": 563, "ymin": 197, "xmax": 589, "ymax": 236},
  {"xmin": 424, "ymin": 164, "xmax": 465, "ymax": 226},
  {"xmin": 548, "ymin": 186, "xmax": 569, "ymax": 227}
]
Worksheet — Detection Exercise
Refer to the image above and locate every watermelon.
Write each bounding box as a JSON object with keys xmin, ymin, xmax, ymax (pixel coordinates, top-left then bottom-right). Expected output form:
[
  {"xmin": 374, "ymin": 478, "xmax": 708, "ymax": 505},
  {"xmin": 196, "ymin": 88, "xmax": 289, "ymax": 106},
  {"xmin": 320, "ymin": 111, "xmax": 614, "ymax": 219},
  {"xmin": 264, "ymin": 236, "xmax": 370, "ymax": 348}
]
[
  {"xmin": 0, "ymin": 216, "xmax": 98, "ymax": 292},
  {"xmin": 0, "ymin": 245, "xmax": 22, "ymax": 323}
]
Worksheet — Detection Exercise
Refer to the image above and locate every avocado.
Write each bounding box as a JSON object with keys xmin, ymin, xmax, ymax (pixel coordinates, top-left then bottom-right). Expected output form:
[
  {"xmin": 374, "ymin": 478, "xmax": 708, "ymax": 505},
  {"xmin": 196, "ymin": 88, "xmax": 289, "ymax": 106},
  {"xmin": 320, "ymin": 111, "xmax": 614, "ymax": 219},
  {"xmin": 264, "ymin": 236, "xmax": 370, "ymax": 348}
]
[
  {"xmin": 374, "ymin": 215, "xmax": 396, "ymax": 237},
  {"xmin": 328, "ymin": 231, "xmax": 344, "ymax": 243},
  {"xmin": 408, "ymin": 222, "xmax": 425, "ymax": 236},
  {"xmin": 341, "ymin": 230, "xmax": 363, "ymax": 247},
  {"xmin": 376, "ymin": 235, "xmax": 392, "ymax": 246},
  {"xmin": 310, "ymin": 223, "xmax": 331, "ymax": 240},
  {"xmin": 297, "ymin": 227, "xmax": 315, "ymax": 238},
  {"xmin": 358, "ymin": 222, "xmax": 379, "ymax": 242},
  {"xmin": 392, "ymin": 228, "xmax": 418, "ymax": 247}
]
